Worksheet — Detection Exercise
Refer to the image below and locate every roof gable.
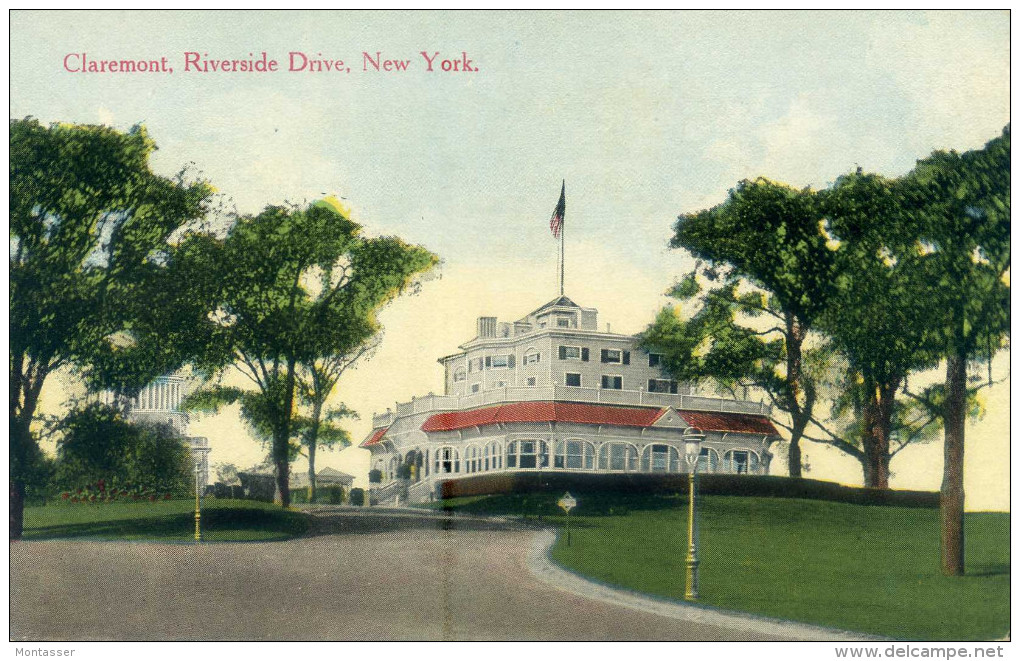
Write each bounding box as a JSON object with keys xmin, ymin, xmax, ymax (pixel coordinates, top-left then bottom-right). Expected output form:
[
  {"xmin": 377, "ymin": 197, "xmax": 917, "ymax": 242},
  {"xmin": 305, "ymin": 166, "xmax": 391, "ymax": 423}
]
[{"xmin": 650, "ymin": 406, "xmax": 688, "ymax": 429}]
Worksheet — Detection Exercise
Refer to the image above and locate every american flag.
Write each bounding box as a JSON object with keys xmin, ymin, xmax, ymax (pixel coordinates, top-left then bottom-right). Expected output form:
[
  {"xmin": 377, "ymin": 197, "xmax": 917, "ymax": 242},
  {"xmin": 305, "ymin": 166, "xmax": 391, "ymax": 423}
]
[{"xmin": 550, "ymin": 181, "xmax": 565, "ymax": 238}]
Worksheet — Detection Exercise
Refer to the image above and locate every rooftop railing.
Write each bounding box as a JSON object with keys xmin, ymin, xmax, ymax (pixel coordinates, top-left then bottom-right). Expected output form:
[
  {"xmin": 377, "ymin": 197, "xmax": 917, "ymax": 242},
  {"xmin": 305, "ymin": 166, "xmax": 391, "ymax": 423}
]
[{"xmin": 371, "ymin": 386, "xmax": 770, "ymax": 429}]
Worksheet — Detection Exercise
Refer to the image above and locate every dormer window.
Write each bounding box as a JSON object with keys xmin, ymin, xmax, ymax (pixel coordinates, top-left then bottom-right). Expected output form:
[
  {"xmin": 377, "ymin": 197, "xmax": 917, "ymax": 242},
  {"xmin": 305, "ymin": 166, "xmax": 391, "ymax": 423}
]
[{"xmin": 557, "ymin": 317, "xmax": 572, "ymax": 328}]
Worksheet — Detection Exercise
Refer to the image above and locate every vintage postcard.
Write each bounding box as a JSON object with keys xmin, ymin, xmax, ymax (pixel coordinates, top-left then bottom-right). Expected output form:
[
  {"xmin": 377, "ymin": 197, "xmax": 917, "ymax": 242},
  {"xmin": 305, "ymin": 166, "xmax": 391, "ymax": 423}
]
[{"xmin": 8, "ymin": 9, "xmax": 1011, "ymax": 655}]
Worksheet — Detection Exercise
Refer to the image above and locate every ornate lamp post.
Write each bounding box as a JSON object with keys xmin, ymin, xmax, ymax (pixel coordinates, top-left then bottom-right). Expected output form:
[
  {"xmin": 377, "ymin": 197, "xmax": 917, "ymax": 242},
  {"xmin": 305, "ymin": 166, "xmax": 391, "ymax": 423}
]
[
  {"xmin": 683, "ymin": 427, "xmax": 705, "ymax": 600},
  {"xmin": 194, "ymin": 459, "xmax": 203, "ymax": 542}
]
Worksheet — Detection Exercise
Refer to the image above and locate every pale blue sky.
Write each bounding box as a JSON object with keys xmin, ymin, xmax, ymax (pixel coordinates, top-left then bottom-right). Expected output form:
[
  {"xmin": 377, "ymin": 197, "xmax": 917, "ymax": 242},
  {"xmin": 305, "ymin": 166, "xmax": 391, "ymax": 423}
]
[{"xmin": 11, "ymin": 10, "xmax": 1010, "ymax": 507}]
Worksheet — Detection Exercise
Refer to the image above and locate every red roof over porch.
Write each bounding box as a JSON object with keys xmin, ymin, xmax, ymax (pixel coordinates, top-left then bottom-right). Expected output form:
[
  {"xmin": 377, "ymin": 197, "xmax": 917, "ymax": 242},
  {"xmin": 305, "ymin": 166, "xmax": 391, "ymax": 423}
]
[{"xmin": 421, "ymin": 402, "xmax": 778, "ymax": 435}]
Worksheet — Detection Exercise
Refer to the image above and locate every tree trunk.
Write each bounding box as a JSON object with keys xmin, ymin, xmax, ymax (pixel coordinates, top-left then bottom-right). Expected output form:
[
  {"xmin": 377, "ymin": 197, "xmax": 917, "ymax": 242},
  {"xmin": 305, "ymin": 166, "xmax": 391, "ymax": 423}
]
[
  {"xmin": 860, "ymin": 381, "xmax": 895, "ymax": 489},
  {"xmin": 784, "ymin": 315, "xmax": 807, "ymax": 478},
  {"xmin": 941, "ymin": 350, "xmax": 967, "ymax": 576},
  {"xmin": 273, "ymin": 359, "xmax": 298, "ymax": 509},
  {"xmin": 10, "ymin": 480, "xmax": 25, "ymax": 540},
  {"xmin": 787, "ymin": 411, "xmax": 810, "ymax": 479},
  {"xmin": 307, "ymin": 398, "xmax": 322, "ymax": 503},
  {"xmin": 10, "ymin": 380, "xmax": 41, "ymax": 541},
  {"xmin": 307, "ymin": 439, "xmax": 317, "ymax": 503},
  {"xmin": 273, "ymin": 437, "xmax": 290, "ymax": 508}
]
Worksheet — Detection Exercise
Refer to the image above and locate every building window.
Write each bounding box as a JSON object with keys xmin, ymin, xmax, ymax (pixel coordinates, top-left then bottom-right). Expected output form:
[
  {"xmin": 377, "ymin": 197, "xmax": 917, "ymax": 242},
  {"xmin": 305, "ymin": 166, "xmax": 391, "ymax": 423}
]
[
  {"xmin": 471, "ymin": 383, "xmax": 481, "ymax": 393},
  {"xmin": 484, "ymin": 441, "xmax": 502, "ymax": 471},
  {"xmin": 526, "ymin": 377, "xmax": 537, "ymax": 386},
  {"xmin": 565, "ymin": 373, "xmax": 581, "ymax": 387},
  {"xmin": 724, "ymin": 450, "xmax": 759, "ymax": 474},
  {"xmin": 648, "ymin": 353, "xmax": 662, "ymax": 367},
  {"xmin": 469, "ymin": 357, "xmax": 484, "ymax": 372},
  {"xmin": 558, "ymin": 345, "xmax": 589, "ymax": 361},
  {"xmin": 523, "ymin": 350, "xmax": 541, "ymax": 365},
  {"xmin": 453, "ymin": 367, "xmax": 466, "ymax": 382},
  {"xmin": 647, "ymin": 378, "xmax": 678, "ymax": 394},
  {"xmin": 464, "ymin": 446, "xmax": 480, "ymax": 473},
  {"xmin": 554, "ymin": 439, "xmax": 595, "ymax": 469},
  {"xmin": 557, "ymin": 317, "xmax": 571, "ymax": 328},
  {"xmin": 435, "ymin": 447, "xmax": 460, "ymax": 474},
  {"xmin": 600, "ymin": 349, "xmax": 630, "ymax": 364},
  {"xmin": 598, "ymin": 443, "xmax": 638, "ymax": 471},
  {"xmin": 487, "ymin": 354, "xmax": 514, "ymax": 369},
  {"xmin": 507, "ymin": 440, "xmax": 549, "ymax": 469},
  {"xmin": 698, "ymin": 447, "xmax": 720, "ymax": 473},
  {"xmin": 601, "ymin": 375, "xmax": 622, "ymax": 390},
  {"xmin": 641, "ymin": 444, "xmax": 681, "ymax": 472}
]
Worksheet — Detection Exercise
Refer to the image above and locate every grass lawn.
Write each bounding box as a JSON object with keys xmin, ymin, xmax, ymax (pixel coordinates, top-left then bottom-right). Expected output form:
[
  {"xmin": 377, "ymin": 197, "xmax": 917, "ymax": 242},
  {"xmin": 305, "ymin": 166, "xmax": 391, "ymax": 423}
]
[
  {"xmin": 22, "ymin": 498, "xmax": 310, "ymax": 542},
  {"xmin": 436, "ymin": 492, "xmax": 1009, "ymax": 641}
]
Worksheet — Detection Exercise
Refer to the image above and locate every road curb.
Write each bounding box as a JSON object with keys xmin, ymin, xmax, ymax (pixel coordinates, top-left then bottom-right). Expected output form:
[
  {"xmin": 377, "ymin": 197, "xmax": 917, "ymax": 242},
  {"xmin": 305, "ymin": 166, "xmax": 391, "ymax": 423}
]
[{"xmin": 526, "ymin": 528, "xmax": 886, "ymax": 642}]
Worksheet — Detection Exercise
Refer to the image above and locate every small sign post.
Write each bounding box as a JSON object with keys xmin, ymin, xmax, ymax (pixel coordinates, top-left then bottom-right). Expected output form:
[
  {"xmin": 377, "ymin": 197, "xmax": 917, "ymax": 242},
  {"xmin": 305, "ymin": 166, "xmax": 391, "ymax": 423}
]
[{"xmin": 557, "ymin": 492, "xmax": 577, "ymax": 546}]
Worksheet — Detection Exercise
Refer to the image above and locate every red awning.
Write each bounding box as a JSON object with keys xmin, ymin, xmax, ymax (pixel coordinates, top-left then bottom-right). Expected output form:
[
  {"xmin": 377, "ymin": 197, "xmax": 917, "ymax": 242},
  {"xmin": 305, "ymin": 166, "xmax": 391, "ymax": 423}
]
[
  {"xmin": 678, "ymin": 411, "xmax": 779, "ymax": 436},
  {"xmin": 360, "ymin": 426, "xmax": 389, "ymax": 448}
]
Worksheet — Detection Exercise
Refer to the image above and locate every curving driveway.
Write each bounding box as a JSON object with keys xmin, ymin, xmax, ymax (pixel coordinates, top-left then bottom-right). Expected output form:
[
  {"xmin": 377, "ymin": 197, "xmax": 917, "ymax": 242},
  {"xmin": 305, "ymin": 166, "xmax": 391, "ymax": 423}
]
[{"xmin": 10, "ymin": 508, "xmax": 855, "ymax": 641}]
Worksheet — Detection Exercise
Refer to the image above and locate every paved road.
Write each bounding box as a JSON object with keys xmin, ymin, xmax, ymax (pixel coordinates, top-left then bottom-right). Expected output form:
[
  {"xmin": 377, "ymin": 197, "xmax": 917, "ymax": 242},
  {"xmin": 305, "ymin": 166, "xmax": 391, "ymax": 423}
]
[{"xmin": 11, "ymin": 508, "xmax": 802, "ymax": 641}]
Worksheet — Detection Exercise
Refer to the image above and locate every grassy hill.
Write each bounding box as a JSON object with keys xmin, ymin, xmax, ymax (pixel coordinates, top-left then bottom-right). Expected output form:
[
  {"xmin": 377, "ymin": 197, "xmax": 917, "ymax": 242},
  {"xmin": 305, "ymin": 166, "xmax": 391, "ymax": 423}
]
[{"xmin": 436, "ymin": 492, "xmax": 1008, "ymax": 641}]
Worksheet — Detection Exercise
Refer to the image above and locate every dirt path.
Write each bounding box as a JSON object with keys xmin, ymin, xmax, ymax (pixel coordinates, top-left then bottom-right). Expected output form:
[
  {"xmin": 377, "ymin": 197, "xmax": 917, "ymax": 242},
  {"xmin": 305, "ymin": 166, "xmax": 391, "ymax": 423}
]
[{"xmin": 11, "ymin": 509, "xmax": 805, "ymax": 641}]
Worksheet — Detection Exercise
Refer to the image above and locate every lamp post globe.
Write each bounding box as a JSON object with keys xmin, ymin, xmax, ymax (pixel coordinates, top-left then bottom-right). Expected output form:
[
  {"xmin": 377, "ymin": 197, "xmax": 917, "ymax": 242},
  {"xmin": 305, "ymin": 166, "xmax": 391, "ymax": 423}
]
[{"xmin": 682, "ymin": 427, "xmax": 704, "ymax": 600}]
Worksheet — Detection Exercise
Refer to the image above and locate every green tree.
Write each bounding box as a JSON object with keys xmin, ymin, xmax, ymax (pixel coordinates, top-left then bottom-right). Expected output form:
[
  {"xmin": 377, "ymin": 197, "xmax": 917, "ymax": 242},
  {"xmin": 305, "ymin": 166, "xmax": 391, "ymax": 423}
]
[
  {"xmin": 52, "ymin": 403, "xmax": 192, "ymax": 496},
  {"xmin": 175, "ymin": 202, "xmax": 437, "ymax": 507},
  {"xmin": 215, "ymin": 461, "xmax": 240, "ymax": 486},
  {"xmin": 901, "ymin": 127, "xmax": 1010, "ymax": 575},
  {"xmin": 814, "ymin": 172, "xmax": 940, "ymax": 488},
  {"xmin": 645, "ymin": 178, "xmax": 835, "ymax": 477},
  {"xmin": 10, "ymin": 119, "xmax": 212, "ymax": 538}
]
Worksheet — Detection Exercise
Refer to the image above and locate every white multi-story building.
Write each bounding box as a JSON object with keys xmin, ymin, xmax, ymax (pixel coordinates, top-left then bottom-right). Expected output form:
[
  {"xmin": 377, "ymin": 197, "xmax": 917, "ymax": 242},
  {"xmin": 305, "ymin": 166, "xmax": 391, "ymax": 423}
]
[
  {"xmin": 362, "ymin": 296, "xmax": 780, "ymax": 503},
  {"xmin": 126, "ymin": 374, "xmax": 211, "ymax": 487}
]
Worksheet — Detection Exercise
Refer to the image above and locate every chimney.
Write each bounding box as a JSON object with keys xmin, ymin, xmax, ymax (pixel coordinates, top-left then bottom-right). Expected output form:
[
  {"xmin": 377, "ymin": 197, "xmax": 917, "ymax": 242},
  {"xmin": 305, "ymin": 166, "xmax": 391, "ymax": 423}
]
[{"xmin": 477, "ymin": 316, "xmax": 497, "ymax": 338}]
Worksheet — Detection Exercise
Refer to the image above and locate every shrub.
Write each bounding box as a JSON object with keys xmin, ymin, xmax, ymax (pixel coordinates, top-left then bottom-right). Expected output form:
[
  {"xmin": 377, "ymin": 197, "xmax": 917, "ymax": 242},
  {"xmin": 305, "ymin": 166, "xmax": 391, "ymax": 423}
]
[
  {"xmin": 368, "ymin": 469, "xmax": 383, "ymax": 484},
  {"xmin": 439, "ymin": 472, "xmax": 939, "ymax": 508},
  {"xmin": 349, "ymin": 487, "xmax": 365, "ymax": 506},
  {"xmin": 324, "ymin": 485, "xmax": 346, "ymax": 504},
  {"xmin": 52, "ymin": 403, "xmax": 193, "ymax": 499}
]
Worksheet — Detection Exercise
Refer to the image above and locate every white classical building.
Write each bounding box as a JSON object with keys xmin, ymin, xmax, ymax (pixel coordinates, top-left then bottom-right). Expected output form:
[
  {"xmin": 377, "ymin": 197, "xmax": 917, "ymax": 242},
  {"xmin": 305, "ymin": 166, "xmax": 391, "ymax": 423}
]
[
  {"xmin": 125, "ymin": 374, "xmax": 211, "ymax": 486},
  {"xmin": 362, "ymin": 296, "xmax": 780, "ymax": 503}
]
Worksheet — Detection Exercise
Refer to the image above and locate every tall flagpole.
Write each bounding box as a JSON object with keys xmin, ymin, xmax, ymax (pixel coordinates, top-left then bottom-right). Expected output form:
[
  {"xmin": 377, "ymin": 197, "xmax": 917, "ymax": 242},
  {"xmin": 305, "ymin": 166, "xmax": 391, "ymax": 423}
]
[
  {"xmin": 551, "ymin": 180, "xmax": 566, "ymax": 297},
  {"xmin": 560, "ymin": 204, "xmax": 565, "ymax": 296}
]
